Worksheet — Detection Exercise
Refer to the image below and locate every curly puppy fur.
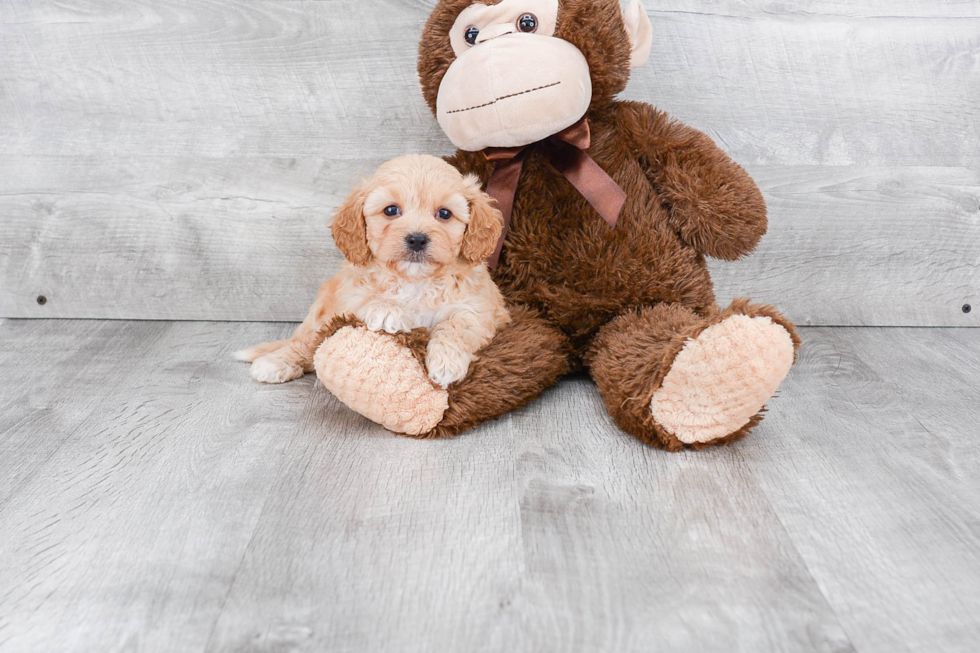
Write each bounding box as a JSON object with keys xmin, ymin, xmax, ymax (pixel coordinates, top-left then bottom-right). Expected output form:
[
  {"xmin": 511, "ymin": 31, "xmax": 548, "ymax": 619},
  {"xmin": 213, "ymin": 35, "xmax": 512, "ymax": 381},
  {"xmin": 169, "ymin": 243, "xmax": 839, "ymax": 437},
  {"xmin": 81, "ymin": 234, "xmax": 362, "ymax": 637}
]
[{"xmin": 237, "ymin": 154, "xmax": 510, "ymax": 391}]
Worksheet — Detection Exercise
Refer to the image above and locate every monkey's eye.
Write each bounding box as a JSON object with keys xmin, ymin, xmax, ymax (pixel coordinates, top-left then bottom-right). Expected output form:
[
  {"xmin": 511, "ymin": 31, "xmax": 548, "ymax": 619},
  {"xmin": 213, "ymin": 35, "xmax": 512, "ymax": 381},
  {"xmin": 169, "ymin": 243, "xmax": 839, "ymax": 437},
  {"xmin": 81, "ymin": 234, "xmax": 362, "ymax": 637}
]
[
  {"xmin": 383, "ymin": 205, "xmax": 400, "ymax": 218},
  {"xmin": 517, "ymin": 13, "xmax": 537, "ymax": 33},
  {"xmin": 436, "ymin": 208, "xmax": 452, "ymax": 221},
  {"xmin": 464, "ymin": 26, "xmax": 480, "ymax": 45}
]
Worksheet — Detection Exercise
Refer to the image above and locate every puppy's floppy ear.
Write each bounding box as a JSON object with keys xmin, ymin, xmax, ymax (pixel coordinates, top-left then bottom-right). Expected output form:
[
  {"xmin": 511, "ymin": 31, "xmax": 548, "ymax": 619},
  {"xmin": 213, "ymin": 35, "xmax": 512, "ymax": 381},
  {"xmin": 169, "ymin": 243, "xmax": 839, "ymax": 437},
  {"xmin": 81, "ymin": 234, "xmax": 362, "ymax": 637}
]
[
  {"xmin": 330, "ymin": 181, "xmax": 372, "ymax": 267},
  {"xmin": 460, "ymin": 174, "xmax": 503, "ymax": 265}
]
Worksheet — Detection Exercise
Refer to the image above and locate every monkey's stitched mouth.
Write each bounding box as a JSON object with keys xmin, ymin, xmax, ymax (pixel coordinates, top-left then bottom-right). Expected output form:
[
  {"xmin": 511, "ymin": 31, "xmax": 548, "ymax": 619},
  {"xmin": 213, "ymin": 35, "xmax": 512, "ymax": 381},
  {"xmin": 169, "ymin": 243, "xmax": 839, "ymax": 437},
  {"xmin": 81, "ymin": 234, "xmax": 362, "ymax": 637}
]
[{"xmin": 445, "ymin": 81, "xmax": 561, "ymax": 115}]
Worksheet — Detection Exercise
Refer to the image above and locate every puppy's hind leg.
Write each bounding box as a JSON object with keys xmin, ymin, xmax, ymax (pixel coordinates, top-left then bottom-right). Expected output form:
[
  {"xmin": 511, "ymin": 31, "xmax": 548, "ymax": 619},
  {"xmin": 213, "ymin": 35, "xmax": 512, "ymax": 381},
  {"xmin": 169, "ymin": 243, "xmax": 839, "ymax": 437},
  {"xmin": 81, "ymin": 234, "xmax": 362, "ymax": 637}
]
[
  {"xmin": 234, "ymin": 339, "xmax": 291, "ymax": 363},
  {"xmin": 240, "ymin": 277, "xmax": 340, "ymax": 384}
]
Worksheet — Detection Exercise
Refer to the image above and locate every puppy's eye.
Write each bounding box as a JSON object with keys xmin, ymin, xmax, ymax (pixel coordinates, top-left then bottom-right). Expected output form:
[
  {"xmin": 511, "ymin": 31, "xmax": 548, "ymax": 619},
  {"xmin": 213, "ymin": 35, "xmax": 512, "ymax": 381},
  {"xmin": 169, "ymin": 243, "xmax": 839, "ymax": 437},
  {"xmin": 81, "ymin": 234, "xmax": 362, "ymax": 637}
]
[
  {"xmin": 436, "ymin": 208, "xmax": 452, "ymax": 221},
  {"xmin": 517, "ymin": 13, "xmax": 537, "ymax": 33},
  {"xmin": 383, "ymin": 205, "xmax": 400, "ymax": 218},
  {"xmin": 464, "ymin": 26, "xmax": 479, "ymax": 45}
]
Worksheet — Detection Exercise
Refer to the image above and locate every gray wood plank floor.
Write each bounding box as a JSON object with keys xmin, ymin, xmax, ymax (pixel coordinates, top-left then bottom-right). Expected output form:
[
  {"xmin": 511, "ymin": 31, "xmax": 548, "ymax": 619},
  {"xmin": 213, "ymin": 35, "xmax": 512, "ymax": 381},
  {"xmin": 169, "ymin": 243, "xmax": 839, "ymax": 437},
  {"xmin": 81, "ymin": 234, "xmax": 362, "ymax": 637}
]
[{"xmin": 1, "ymin": 320, "xmax": 978, "ymax": 652}]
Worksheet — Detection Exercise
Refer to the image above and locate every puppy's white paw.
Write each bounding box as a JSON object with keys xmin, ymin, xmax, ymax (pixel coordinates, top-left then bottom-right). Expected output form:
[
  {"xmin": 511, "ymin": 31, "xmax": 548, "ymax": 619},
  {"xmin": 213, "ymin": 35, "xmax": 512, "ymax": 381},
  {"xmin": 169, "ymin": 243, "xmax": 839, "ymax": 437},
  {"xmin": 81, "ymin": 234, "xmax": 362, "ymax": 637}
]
[
  {"xmin": 250, "ymin": 354, "xmax": 304, "ymax": 384},
  {"xmin": 426, "ymin": 344, "xmax": 472, "ymax": 389},
  {"xmin": 383, "ymin": 311, "xmax": 414, "ymax": 334},
  {"xmin": 361, "ymin": 303, "xmax": 413, "ymax": 334}
]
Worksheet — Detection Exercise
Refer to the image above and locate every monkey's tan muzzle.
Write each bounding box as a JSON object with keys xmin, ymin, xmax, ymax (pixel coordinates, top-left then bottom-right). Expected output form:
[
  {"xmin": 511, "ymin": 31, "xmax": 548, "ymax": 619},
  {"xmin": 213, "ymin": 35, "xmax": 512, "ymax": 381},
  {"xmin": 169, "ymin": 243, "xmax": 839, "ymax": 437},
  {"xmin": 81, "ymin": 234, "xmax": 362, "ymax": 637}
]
[{"xmin": 436, "ymin": 33, "xmax": 592, "ymax": 151}]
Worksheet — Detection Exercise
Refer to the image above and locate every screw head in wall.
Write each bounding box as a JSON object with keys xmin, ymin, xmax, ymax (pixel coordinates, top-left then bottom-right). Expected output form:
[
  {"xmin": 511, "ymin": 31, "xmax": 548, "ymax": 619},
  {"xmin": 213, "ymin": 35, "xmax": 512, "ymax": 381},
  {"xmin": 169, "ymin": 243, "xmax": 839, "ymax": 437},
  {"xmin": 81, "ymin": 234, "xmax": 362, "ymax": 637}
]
[
  {"xmin": 964, "ymin": 304, "xmax": 972, "ymax": 314},
  {"xmin": 36, "ymin": 295, "xmax": 47, "ymax": 306}
]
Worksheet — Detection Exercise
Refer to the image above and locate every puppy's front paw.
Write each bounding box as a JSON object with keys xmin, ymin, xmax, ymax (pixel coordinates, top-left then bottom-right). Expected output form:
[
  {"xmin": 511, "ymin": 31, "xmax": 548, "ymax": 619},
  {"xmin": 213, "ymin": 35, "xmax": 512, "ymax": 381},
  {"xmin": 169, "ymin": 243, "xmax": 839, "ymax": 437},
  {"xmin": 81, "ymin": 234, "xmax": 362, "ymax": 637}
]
[
  {"xmin": 361, "ymin": 304, "xmax": 412, "ymax": 334},
  {"xmin": 250, "ymin": 354, "xmax": 304, "ymax": 384},
  {"xmin": 426, "ymin": 343, "xmax": 472, "ymax": 389}
]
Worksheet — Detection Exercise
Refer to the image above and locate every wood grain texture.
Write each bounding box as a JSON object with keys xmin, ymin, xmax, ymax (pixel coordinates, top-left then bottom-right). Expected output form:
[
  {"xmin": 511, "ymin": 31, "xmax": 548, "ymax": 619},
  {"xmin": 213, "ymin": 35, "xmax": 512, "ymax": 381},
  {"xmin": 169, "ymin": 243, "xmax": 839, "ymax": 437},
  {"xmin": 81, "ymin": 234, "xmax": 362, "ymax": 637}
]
[
  {"xmin": 632, "ymin": 4, "xmax": 980, "ymax": 168},
  {"xmin": 741, "ymin": 327, "xmax": 980, "ymax": 652},
  {"xmin": 645, "ymin": 1, "xmax": 980, "ymax": 18},
  {"xmin": 204, "ymin": 377, "xmax": 853, "ymax": 653},
  {"xmin": 2, "ymin": 320, "xmax": 979, "ymax": 652},
  {"xmin": 0, "ymin": 319, "xmax": 171, "ymax": 508},
  {"xmin": 1, "ymin": 158, "xmax": 975, "ymax": 325},
  {"xmin": 1, "ymin": 1, "xmax": 979, "ymax": 324},
  {"xmin": 710, "ymin": 166, "xmax": 980, "ymax": 327},
  {"xmin": 0, "ymin": 320, "xmax": 300, "ymax": 653},
  {"xmin": 3, "ymin": 0, "xmax": 977, "ymax": 164}
]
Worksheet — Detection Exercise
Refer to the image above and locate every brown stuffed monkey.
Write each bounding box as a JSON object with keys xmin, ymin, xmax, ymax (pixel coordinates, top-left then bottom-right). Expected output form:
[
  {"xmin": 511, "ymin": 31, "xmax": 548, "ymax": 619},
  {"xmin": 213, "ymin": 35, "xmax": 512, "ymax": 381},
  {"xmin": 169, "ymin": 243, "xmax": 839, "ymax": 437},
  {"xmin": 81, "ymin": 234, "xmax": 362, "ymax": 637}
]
[{"xmin": 313, "ymin": 0, "xmax": 801, "ymax": 450}]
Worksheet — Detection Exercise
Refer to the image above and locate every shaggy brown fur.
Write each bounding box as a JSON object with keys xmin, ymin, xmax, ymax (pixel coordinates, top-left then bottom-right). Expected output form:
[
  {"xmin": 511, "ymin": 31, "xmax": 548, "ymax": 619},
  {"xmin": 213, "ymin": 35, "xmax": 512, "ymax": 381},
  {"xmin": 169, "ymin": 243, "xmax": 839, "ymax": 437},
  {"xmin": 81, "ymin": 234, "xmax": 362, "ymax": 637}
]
[
  {"xmin": 433, "ymin": 304, "xmax": 571, "ymax": 437},
  {"xmin": 586, "ymin": 299, "xmax": 801, "ymax": 450},
  {"xmin": 363, "ymin": 0, "xmax": 802, "ymax": 448}
]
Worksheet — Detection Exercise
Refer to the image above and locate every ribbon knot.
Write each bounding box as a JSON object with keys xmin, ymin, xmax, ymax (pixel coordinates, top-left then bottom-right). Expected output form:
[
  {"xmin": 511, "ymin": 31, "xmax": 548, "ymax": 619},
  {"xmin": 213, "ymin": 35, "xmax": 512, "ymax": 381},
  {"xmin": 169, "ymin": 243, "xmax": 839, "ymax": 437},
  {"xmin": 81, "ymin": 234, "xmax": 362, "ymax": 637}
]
[{"xmin": 483, "ymin": 117, "xmax": 627, "ymax": 267}]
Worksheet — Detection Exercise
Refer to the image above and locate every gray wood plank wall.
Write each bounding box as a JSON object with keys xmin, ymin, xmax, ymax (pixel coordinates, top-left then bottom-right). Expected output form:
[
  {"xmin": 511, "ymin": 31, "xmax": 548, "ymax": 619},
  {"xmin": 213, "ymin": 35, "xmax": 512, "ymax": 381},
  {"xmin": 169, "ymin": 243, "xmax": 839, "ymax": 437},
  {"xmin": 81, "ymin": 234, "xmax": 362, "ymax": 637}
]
[{"xmin": 1, "ymin": 0, "xmax": 978, "ymax": 325}]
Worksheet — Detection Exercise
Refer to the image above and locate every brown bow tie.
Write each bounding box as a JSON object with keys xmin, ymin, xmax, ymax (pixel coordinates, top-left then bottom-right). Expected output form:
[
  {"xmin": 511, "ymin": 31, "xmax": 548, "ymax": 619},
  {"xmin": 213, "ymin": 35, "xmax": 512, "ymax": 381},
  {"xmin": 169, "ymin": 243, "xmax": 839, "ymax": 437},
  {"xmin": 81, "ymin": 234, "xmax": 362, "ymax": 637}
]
[{"xmin": 483, "ymin": 117, "xmax": 627, "ymax": 268}]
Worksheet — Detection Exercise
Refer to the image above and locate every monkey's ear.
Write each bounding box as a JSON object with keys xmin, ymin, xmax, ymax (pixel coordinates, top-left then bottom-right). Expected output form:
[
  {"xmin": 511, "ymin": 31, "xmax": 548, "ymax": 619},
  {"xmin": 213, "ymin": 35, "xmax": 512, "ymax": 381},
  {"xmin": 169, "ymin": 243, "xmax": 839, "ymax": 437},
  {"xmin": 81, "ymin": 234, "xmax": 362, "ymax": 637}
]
[
  {"xmin": 460, "ymin": 175, "xmax": 503, "ymax": 265},
  {"xmin": 330, "ymin": 182, "xmax": 372, "ymax": 267},
  {"xmin": 623, "ymin": 0, "xmax": 653, "ymax": 69}
]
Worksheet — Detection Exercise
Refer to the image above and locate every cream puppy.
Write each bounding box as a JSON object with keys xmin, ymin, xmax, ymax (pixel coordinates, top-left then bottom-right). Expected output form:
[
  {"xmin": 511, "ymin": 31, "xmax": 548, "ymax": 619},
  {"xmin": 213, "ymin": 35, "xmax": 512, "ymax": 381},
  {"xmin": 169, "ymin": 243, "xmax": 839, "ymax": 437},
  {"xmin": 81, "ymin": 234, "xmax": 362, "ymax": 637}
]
[{"xmin": 236, "ymin": 154, "xmax": 510, "ymax": 389}]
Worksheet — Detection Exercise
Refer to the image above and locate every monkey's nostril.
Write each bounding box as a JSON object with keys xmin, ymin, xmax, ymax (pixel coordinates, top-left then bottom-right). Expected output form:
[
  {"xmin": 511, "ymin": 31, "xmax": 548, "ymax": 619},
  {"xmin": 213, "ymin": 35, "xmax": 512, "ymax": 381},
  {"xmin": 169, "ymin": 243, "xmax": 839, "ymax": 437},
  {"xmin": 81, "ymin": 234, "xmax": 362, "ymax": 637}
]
[{"xmin": 405, "ymin": 232, "xmax": 430, "ymax": 252}]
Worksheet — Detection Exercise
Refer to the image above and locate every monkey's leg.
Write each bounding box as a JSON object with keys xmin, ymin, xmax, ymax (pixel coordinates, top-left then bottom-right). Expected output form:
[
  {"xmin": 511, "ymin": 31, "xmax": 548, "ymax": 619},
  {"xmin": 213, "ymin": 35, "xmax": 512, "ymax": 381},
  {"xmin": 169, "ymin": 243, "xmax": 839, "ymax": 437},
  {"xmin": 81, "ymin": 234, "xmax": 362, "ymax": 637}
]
[
  {"xmin": 587, "ymin": 300, "xmax": 800, "ymax": 450},
  {"xmin": 313, "ymin": 306, "xmax": 571, "ymax": 437}
]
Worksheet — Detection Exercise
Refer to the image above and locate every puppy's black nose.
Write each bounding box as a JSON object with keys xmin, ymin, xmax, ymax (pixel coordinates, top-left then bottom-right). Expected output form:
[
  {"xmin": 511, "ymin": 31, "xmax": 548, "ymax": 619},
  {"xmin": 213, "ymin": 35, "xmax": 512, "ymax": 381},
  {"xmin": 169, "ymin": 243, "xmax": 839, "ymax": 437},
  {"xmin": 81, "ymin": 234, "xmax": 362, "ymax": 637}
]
[{"xmin": 405, "ymin": 232, "xmax": 429, "ymax": 252}]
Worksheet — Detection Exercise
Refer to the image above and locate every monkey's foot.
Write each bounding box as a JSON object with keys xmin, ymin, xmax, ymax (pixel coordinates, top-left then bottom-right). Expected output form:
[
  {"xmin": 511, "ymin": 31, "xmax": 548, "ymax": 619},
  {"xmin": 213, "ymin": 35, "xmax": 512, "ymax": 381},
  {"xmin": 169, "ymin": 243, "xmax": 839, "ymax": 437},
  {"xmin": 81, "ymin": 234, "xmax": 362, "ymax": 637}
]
[
  {"xmin": 650, "ymin": 314, "xmax": 795, "ymax": 444},
  {"xmin": 314, "ymin": 326, "xmax": 448, "ymax": 436}
]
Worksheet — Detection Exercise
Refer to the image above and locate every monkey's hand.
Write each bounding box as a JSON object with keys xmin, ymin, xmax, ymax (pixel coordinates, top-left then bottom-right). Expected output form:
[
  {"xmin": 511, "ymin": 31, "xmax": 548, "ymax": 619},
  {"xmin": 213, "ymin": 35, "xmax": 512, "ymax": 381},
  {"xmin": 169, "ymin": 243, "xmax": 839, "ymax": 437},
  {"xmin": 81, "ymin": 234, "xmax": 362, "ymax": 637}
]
[{"xmin": 620, "ymin": 101, "xmax": 767, "ymax": 261}]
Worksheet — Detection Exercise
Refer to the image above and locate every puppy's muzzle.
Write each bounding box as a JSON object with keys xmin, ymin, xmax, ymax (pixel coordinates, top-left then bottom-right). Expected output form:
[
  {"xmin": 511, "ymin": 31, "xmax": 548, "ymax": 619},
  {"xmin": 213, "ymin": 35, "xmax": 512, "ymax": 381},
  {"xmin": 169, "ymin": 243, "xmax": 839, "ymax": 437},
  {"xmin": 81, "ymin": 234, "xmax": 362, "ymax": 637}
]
[{"xmin": 405, "ymin": 232, "xmax": 429, "ymax": 253}]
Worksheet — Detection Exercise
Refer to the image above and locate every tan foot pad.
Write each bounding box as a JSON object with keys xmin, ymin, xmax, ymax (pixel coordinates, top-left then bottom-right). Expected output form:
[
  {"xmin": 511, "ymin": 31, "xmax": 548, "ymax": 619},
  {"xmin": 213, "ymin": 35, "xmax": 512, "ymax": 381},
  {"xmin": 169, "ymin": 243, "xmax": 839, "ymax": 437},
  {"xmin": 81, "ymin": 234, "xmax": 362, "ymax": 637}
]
[
  {"xmin": 650, "ymin": 315, "xmax": 795, "ymax": 444},
  {"xmin": 314, "ymin": 327, "xmax": 448, "ymax": 436}
]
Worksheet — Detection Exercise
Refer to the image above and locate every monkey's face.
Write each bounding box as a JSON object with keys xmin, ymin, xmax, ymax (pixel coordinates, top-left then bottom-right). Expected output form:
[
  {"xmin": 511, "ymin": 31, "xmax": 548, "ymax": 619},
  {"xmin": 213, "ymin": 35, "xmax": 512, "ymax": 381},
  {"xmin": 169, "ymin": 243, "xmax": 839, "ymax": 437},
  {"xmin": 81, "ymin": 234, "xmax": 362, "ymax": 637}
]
[
  {"xmin": 437, "ymin": 0, "xmax": 590, "ymax": 151},
  {"xmin": 419, "ymin": 0, "xmax": 654, "ymax": 152}
]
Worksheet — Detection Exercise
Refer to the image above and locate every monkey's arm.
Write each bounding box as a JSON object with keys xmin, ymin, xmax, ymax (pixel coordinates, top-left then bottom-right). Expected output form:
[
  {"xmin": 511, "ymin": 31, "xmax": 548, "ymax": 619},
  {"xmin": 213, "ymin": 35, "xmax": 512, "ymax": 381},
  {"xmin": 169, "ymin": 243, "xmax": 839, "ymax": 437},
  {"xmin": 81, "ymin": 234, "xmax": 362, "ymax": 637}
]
[{"xmin": 619, "ymin": 101, "xmax": 767, "ymax": 261}]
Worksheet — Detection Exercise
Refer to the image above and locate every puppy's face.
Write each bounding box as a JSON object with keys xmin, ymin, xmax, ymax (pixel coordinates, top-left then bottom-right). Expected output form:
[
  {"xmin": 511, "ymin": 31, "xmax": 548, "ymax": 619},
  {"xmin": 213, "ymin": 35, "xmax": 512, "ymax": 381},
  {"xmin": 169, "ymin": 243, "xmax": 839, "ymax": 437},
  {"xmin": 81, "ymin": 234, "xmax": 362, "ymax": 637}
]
[
  {"xmin": 331, "ymin": 154, "xmax": 502, "ymax": 274},
  {"xmin": 364, "ymin": 158, "xmax": 471, "ymax": 272}
]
